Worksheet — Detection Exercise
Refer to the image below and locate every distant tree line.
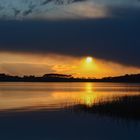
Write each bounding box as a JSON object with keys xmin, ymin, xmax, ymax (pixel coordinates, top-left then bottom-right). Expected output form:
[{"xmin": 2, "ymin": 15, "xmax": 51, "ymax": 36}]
[{"xmin": 0, "ymin": 73, "xmax": 140, "ymax": 82}]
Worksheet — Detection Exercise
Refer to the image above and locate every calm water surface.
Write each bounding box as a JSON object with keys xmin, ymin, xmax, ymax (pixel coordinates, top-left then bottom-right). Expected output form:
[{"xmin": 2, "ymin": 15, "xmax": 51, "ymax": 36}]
[
  {"xmin": 0, "ymin": 82, "xmax": 140, "ymax": 111},
  {"xmin": 0, "ymin": 82, "xmax": 140, "ymax": 140}
]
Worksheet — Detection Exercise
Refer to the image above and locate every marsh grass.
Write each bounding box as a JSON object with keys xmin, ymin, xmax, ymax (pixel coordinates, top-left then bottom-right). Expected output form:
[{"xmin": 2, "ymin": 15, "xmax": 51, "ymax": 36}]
[{"xmin": 73, "ymin": 95, "xmax": 140, "ymax": 120}]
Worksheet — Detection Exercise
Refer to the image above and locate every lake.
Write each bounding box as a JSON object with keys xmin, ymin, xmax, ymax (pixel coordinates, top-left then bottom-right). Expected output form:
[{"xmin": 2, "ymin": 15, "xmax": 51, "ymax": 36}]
[{"xmin": 0, "ymin": 82, "xmax": 140, "ymax": 140}]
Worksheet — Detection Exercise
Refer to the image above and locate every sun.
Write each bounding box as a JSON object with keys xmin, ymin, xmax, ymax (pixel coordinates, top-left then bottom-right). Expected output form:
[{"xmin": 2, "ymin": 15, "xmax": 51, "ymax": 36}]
[{"xmin": 86, "ymin": 57, "xmax": 93, "ymax": 63}]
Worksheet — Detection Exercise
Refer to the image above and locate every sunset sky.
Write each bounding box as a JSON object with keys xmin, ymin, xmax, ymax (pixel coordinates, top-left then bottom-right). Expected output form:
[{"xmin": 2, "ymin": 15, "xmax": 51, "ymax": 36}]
[{"xmin": 0, "ymin": 0, "xmax": 140, "ymax": 78}]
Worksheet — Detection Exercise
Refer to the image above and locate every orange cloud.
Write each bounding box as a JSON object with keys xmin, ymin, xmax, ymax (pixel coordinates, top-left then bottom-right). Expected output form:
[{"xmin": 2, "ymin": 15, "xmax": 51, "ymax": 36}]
[{"xmin": 0, "ymin": 52, "xmax": 139, "ymax": 78}]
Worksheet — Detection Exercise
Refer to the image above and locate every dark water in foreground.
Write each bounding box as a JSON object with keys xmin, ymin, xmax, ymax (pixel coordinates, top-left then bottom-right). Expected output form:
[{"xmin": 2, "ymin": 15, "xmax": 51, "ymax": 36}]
[{"xmin": 0, "ymin": 82, "xmax": 140, "ymax": 140}]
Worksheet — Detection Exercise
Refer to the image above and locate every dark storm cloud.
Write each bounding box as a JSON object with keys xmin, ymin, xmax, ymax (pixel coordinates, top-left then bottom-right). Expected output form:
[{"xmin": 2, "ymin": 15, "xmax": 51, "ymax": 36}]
[{"xmin": 0, "ymin": 7, "xmax": 140, "ymax": 67}]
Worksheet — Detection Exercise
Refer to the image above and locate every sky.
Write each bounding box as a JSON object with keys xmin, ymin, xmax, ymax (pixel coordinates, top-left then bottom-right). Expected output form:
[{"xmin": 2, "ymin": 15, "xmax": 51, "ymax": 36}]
[{"xmin": 0, "ymin": 0, "xmax": 140, "ymax": 78}]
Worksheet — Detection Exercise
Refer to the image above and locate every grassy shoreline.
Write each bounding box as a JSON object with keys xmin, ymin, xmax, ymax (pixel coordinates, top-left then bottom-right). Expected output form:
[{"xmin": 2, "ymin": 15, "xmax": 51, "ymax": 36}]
[{"xmin": 73, "ymin": 95, "xmax": 140, "ymax": 120}]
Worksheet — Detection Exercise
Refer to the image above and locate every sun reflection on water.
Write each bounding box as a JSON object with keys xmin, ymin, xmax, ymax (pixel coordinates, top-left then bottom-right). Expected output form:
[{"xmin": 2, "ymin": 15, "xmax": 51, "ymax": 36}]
[
  {"xmin": 0, "ymin": 82, "xmax": 140, "ymax": 111},
  {"xmin": 82, "ymin": 83, "xmax": 96, "ymax": 106}
]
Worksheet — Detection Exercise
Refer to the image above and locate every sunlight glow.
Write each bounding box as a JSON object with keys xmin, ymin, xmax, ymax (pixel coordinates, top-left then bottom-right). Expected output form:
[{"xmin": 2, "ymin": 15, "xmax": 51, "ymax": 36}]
[
  {"xmin": 82, "ymin": 56, "xmax": 97, "ymax": 71},
  {"xmin": 0, "ymin": 52, "xmax": 140, "ymax": 78},
  {"xmin": 86, "ymin": 57, "xmax": 93, "ymax": 63}
]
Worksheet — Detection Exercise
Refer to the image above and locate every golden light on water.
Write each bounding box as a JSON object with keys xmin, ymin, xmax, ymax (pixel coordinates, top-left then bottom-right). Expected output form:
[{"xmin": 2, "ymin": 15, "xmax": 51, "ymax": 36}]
[
  {"xmin": 83, "ymin": 83, "xmax": 96, "ymax": 106},
  {"xmin": 0, "ymin": 82, "xmax": 140, "ymax": 111},
  {"xmin": 85, "ymin": 83, "xmax": 93, "ymax": 93}
]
